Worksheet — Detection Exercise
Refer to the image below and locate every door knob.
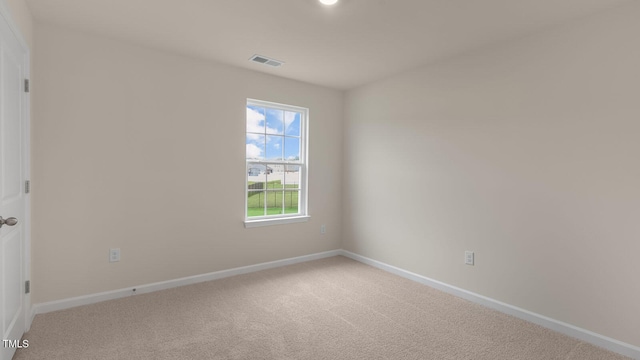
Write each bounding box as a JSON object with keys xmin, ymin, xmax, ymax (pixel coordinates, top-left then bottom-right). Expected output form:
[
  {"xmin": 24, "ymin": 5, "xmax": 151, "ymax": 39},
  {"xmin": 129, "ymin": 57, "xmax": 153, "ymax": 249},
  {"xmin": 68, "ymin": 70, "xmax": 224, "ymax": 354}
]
[{"xmin": 0, "ymin": 216, "xmax": 18, "ymax": 228}]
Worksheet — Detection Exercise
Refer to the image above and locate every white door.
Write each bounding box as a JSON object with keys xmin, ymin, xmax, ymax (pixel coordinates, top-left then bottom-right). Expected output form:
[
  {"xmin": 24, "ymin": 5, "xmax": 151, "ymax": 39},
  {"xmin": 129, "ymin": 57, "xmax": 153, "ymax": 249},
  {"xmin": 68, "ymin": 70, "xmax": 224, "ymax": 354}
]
[{"xmin": 0, "ymin": 9, "xmax": 28, "ymax": 360}]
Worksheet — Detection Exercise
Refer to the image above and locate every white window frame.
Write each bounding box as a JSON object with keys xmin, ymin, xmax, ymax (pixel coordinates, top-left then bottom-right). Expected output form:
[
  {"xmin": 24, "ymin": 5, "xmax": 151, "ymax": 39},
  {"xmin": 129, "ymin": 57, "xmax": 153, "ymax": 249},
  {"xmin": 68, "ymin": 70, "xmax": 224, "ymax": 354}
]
[{"xmin": 244, "ymin": 99, "xmax": 309, "ymax": 228}]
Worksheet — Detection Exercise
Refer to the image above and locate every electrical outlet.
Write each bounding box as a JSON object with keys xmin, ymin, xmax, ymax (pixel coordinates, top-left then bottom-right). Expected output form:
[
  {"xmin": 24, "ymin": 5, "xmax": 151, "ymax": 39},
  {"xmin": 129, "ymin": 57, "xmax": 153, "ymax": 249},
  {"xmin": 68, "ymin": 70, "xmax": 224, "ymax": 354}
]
[
  {"xmin": 110, "ymin": 248, "xmax": 121, "ymax": 263},
  {"xmin": 465, "ymin": 251, "xmax": 474, "ymax": 266},
  {"xmin": 320, "ymin": 224, "xmax": 326, "ymax": 234}
]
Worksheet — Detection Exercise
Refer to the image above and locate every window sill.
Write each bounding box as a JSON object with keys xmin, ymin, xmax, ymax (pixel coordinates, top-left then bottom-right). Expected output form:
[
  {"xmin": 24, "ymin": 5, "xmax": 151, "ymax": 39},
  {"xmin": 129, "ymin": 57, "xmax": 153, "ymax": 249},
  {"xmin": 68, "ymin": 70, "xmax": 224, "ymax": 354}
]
[{"xmin": 244, "ymin": 215, "xmax": 310, "ymax": 228}]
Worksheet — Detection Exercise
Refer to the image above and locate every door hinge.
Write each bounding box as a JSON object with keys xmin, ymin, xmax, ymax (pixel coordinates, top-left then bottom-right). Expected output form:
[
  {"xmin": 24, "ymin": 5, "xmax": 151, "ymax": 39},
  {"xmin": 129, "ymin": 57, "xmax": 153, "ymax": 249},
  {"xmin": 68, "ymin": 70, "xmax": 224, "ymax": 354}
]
[
  {"xmin": 25, "ymin": 280, "xmax": 30, "ymax": 294},
  {"xmin": 25, "ymin": 180, "xmax": 30, "ymax": 194},
  {"xmin": 24, "ymin": 79, "xmax": 29, "ymax": 93}
]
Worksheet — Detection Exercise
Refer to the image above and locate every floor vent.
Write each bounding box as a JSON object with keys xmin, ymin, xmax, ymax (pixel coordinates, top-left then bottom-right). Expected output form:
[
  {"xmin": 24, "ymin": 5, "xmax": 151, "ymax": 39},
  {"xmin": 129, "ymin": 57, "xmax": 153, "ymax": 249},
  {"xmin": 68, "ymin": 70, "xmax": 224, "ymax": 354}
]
[{"xmin": 249, "ymin": 54, "xmax": 284, "ymax": 67}]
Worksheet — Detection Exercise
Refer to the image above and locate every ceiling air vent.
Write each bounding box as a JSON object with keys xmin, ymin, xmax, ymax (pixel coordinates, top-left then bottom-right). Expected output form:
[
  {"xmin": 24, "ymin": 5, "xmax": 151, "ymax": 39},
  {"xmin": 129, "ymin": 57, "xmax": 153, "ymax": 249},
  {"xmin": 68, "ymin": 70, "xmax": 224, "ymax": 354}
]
[{"xmin": 249, "ymin": 54, "xmax": 284, "ymax": 67}]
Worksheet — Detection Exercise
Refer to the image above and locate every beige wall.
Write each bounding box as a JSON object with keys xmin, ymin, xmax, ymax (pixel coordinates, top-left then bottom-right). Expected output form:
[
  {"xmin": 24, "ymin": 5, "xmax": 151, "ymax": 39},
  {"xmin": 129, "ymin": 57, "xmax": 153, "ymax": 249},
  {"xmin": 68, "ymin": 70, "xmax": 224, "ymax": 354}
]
[
  {"xmin": 343, "ymin": 1, "xmax": 640, "ymax": 348},
  {"xmin": 32, "ymin": 23, "xmax": 343, "ymax": 304},
  {"xmin": 20, "ymin": 0, "xmax": 640, "ymax": 350}
]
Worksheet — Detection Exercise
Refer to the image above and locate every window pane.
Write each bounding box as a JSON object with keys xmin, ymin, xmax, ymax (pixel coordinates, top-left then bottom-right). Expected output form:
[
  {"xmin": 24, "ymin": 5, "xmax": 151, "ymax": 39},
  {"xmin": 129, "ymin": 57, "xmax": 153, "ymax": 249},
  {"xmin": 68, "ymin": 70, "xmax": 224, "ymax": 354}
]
[
  {"xmin": 266, "ymin": 108, "xmax": 284, "ymax": 134},
  {"xmin": 247, "ymin": 106, "xmax": 265, "ymax": 133},
  {"xmin": 284, "ymin": 165, "xmax": 300, "ymax": 189},
  {"xmin": 265, "ymin": 173, "xmax": 282, "ymax": 190},
  {"xmin": 284, "ymin": 137, "xmax": 300, "ymax": 161},
  {"xmin": 266, "ymin": 135, "xmax": 283, "ymax": 161},
  {"xmin": 248, "ymin": 166, "xmax": 266, "ymax": 185},
  {"xmin": 266, "ymin": 191, "xmax": 284, "ymax": 215},
  {"xmin": 248, "ymin": 164, "xmax": 270, "ymax": 177},
  {"xmin": 269, "ymin": 164, "xmax": 285, "ymax": 187},
  {"xmin": 247, "ymin": 163, "xmax": 266, "ymax": 218},
  {"xmin": 247, "ymin": 191, "xmax": 265, "ymax": 217},
  {"xmin": 246, "ymin": 134, "xmax": 265, "ymax": 160},
  {"xmin": 285, "ymin": 111, "xmax": 301, "ymax": 136},
  {"xmin": 284, "ymin": 190, "xmax": 299, "ymax": 214}
]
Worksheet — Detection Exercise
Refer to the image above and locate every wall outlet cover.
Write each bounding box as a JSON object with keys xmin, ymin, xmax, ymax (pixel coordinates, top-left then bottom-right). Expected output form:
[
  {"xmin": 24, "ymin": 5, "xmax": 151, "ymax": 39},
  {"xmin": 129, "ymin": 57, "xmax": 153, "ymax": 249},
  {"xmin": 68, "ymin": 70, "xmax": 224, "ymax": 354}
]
[
  {"xmin": 110, "ymin": 248, "xmax": 121, "ymax": 262},
  {"xmin": 465, "ymin": 251, "xmax": 474, "ymax": 266}
]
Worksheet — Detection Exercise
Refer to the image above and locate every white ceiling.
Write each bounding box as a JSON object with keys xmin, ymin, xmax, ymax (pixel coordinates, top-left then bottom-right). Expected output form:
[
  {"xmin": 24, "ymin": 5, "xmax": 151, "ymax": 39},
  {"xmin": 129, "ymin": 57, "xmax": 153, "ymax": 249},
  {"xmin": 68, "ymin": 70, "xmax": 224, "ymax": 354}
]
[{"xmin": 25, "ymin": 0, "xmax": 630, "ymax": 90}]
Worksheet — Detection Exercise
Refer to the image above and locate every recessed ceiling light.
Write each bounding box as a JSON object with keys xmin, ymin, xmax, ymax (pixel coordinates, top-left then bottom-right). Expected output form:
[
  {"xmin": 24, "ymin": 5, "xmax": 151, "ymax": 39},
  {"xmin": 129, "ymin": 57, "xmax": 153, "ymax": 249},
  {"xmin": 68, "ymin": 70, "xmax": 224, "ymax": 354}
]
[{"xmin": 319, "ymin": 0, "xmax": 338, "ymax": 5}]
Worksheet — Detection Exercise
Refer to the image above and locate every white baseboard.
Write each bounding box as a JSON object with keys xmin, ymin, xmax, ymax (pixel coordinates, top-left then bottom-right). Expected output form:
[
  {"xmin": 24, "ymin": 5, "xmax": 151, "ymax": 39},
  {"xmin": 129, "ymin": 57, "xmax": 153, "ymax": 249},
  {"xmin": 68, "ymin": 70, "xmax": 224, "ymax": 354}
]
[
  {"xmin": 338, "ymin": 250, "xmax": 640, "ymax": 360},
  {"xmin": 30, "ymin": 248, "xmax": 639, "ymax": 359},
  {"xmin": 32, "ymin": 249, "xmax": 341, "ymax": 318}
]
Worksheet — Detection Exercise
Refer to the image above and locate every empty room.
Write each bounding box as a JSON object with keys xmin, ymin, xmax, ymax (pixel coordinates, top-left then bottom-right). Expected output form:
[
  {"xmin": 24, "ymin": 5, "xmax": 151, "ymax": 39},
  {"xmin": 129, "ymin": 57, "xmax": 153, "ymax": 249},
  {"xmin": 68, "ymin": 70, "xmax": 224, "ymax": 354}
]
[{"xmin": 1, "ymin": 0, "xmax": 639, "ymax": 359}]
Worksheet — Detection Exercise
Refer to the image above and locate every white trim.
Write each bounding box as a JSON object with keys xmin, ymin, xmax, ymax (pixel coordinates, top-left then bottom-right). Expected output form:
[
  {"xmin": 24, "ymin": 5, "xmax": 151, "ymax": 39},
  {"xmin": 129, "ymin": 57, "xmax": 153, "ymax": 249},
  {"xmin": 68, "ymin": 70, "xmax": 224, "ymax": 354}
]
[
  {"xmin": 244, "ymin": 215, "xmax": 310, "ymax": 228},
  {"xmin": 32, "ymin": 250, "xmax": 341, "ymax": 315},
  {"xmin": 29, "ymin": 248, "xmax": 640, "ymax": 359},
  {"xmin": 0, "ymin": 0, "xmax": 32, "ymax": 336},
  {"xmin": 338, "ymin": 250, "xmax": 640, "ymax": 360}
]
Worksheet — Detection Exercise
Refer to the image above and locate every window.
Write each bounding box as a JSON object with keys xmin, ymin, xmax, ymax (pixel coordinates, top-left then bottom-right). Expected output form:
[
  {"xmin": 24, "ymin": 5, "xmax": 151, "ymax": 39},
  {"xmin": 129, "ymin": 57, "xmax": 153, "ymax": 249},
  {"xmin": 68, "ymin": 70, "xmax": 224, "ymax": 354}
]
[{"xmin": 245, "ymin": 99, "xmax": 308, "ymax": 227}]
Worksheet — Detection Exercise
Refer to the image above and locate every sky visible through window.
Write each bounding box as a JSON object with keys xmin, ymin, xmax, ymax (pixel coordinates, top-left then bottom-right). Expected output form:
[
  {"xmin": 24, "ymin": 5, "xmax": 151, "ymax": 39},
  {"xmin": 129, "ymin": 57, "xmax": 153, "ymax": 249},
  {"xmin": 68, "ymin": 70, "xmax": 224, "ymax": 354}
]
[{"xmin": 246, "ymin": 105, "xmax": 301, "ymax": 161}]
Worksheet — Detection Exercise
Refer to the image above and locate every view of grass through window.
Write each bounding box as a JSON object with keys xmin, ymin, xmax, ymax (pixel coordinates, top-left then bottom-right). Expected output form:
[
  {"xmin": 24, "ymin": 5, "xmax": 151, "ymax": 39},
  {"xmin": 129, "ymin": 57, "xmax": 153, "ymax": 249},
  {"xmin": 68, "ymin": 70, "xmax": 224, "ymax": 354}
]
[
  {"xmin": 246, "ymin": 100, "xmax": 306, "ymax": 219},
  {"xmin": 247, "ymin": 180, "xmax": 299, "ymax": 217}
]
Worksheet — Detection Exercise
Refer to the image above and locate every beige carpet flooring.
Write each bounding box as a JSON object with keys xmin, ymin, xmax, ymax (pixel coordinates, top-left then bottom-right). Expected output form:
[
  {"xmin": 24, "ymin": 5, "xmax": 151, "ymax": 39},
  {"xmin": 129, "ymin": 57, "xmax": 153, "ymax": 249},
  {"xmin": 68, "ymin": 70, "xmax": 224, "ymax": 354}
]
[{"xmin": 14, "ymin": 256, "xmax": 631, "ymax": 360}]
